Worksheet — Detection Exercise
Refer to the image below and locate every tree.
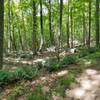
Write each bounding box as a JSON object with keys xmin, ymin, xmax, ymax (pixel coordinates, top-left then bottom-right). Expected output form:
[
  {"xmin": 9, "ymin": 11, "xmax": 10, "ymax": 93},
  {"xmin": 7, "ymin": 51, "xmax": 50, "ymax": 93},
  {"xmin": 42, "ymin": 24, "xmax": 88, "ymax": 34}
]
[
  {"xmin": 96, "ymin": 0, "xmax": 99, "ymax": 46},
  {"xmin": 70, "ymin": 7, "xmax": 73, "ymax": 48},
  {"xmin": 57, "ymin": 0, "xmax": 63, "ymax": 60},
  {"xmin": 48, "ymin": 0, "xmax": 54, "ymax": 46},
  {"xmin": 39, "ymin": 0, "xmax": 44, "ymax": 52},
  {"xmin": 0, "ymin": 0, "xmax": 4, "ymax": 68},
  {"xmin": 7, "ymin": 0, "xmax": 12, "ymax": 52},
  {"xmin": 59, "ymin": 0, "xmax": 63, "ymax": 48},
  {"xmin": 87, "ymin": 0, "xmax": 91, "ymax": 47},
  {"xmin": 66, "ymin": 0, "xmax": 70, "ymax": 48},
  {"xmin": 32, "ymin": 0, "xmax": 37, "ymax": 55}
]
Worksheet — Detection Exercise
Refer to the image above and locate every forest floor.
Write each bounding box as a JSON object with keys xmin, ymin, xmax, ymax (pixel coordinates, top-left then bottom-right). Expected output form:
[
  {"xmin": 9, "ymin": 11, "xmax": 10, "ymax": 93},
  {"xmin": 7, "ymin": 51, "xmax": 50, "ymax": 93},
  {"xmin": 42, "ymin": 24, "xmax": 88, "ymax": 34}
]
[
  {"xmin": 65, "ymin": 62, "xmax": 100, "ymax": 100},
  {"xmin": 0, "ymin": 51, "xmax": 100, "ymax": 100}
]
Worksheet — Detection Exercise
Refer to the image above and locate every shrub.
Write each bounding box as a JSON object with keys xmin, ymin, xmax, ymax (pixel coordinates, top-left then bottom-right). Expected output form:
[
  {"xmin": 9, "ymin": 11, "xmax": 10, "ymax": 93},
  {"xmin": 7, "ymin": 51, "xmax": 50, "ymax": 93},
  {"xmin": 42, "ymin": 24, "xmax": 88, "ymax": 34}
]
[
  {"xmin": 85, "ymin": 51, "xmax": 100, "ymax": 59},
  {"xmin": 27, "ymin": 85, "xmax": 51, "ymax": 100},
  {"xmin": 14, "ymin": 66, "xmax": 39, "ymax": 80},
  {"xmin": 60, "ymin": 54, "xmax": 78, "ymax": 65},
  {"xmin": 0, "ymin": 66, "xmax": 39, "ymax": 86},
  {"xmin": 79, "ymin": 47, "xmax": 100, "ymax": 58},
  {"xmin": 88, "ymin": 47, "xmax": 97, "ymax": 53},
  {"xmin": 44, "ymin": 58, "xmax": 61, "ymax": 72},
  {"xmin": 0, "ymin": 70, "xmax": 12, "ymax": 86},
  {"xmin": 78, "ymin": 48, "xmax": 89, "ymax": 58}
]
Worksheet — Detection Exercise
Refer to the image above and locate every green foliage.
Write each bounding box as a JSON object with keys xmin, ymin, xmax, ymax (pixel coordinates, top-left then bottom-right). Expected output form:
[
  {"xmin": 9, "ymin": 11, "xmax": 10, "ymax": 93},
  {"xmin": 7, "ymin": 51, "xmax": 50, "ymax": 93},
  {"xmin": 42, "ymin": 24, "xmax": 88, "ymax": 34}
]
[
  {"xmin": 0, "ymin": 70, "xmax": 12, "ymax": 86},
  {"xmin": 27, "ymin": 85, "xmax": 51, "ymax": 100},
  {"xmin": 8, "ymin": 85, "xmax": 27, "ymax": 100},
  {"xmin": 79, "ymin": 47, "xmax": 100, "ymax": 58},
  {"xmin": 0, "ymin": 66, "xmax": 39, "ymax": 86},
  {"xmin": 79, "ymin": 48, "xmax": 89, "ymax": 58},
  {"xmin": 44, "ymin": 58, "xmax": 61, "ymax": 72},
  {"xmin": 60, "ymin": 54, "xmax": 78, "ymax": 65},
  {"xmin": 14, "ymin": 66, "xmax": 39, "ymax": 80},
  {"xmin": 44, "ymin": 55, "xmax": 79, "ymax": 72},
  {"xmin": 54, "ymin": 73, "xmax": 75, "ymax": 97},
  {"xmin": 87, "ymin": 47, "xmax": 98, "ymax": 53},
  {"xmin": 85, "ymin": 51, "xmax": 100, "ymax": 59}
]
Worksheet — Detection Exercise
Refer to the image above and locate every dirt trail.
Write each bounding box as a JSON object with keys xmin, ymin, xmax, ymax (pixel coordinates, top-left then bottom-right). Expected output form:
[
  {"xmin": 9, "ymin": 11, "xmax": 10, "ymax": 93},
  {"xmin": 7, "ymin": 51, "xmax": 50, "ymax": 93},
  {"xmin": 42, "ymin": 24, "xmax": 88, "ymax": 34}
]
[{"xmin": 65, "ymin": 68, "xmax": 100, "ymax": 100}]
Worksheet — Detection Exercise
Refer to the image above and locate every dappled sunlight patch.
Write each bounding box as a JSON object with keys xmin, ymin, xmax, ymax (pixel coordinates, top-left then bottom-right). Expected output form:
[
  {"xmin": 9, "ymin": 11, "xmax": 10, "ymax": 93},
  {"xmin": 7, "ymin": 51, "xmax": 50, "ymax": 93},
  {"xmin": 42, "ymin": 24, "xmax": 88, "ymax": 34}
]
[
  {"xmin": 91, "ymin": 74, "xmax": 100, "ymax": 81},
  {"xmin": 66, "ymin": 88, "xmax": 86, "ymax": 99},
  {"xmin": 57, "ymin": 70, "xmax": 68, "ymax": 77},
  {"xmin": 85, "ymin": 69, "xmax": 97, "ymax": 76},
  {"xmin": 11, "ymin": 67, "xmax": 17, "ymax": 70},
  {"xmin": 59, "ymin": 51, "xmax": 66, "ymax": 57},
  {"xmin": 73, "ymin": 88, "xmax": 85, "ymax": 99},
  {"xmin": 21, "ymin": 60, "xmax": 32, "ymax": 65},
  {"xmin": 40, "ymin": 76, "xmax": 46, "ymax": 81},
  {"xmin": 83, "ymin": 93, "xmax": 95, "ymax": 100},
  {"xmin": 84, "ymin": 60, "xmax": 91, "ymax": 66},
  {"xmin": 91, "ymin": 80, "xmax": 100, "ymax": 87},
  {"xmin": 33, "ymin": 58, "xmax": 47, "ymax": 65},
  {"xmin": 33, "ymin": 58, "xmax": 46, "ymax": 63},
  {"xmin": 80, "ymin": 79, "xmax": 93, "ymax": 90}
]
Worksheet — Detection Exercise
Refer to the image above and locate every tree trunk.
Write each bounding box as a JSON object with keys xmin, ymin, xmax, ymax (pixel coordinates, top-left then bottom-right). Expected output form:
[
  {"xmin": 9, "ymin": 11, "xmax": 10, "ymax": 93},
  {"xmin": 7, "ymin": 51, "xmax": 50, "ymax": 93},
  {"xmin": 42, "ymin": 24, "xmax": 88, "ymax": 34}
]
[
  {"xmin": 48, "ymin": 0, "xmax": 54, "ymax": 46},
  {"xmin": 66, "ymin": 0, "xmax": 70, "ymax": 48},
  {"xmin": 7, "ymin": 0, "xmax": 12, "ymax": 52},
  {"xmin": 39, "ymin": 0, "xmax": 44, "ymax": 52},
  {"xmin": 32, "ymin": 0, "xmax": 37, "ymax": 55},
  {"xmin": 87, "ymin": 0, "xmax": 91, "ymax": 47},
  {"xmin": 11, "ymin": 9, "xmax": 17, "ymax": 51},
  {"xmin": 57, "ymin": 0, "xmax": 63, "ymax": 60},
  {"xmin": 96, "ymin": 0, "xmax": 99, "ymax": 46},
  {"xmin": 0, "ymin": 0, "xmax": 4, "ymax": 69},
  {"xmin": 83, "ymin": 12, "xmax": 86, "ymax": 46},
  {"xmin": 70, "ymin": 7, "xmax": 73, "ymax": 48}
]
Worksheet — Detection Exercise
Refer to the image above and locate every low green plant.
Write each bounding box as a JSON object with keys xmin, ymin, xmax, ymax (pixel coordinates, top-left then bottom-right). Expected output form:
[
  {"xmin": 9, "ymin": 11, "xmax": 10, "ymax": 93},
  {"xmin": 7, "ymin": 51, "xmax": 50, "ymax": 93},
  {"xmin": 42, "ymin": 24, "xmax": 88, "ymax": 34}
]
[
  {"xmin": 60, "ymin": 54, "xmax": 78, "ymax": 65},
  {"xmin": 14, "ymin": 66, "xmax": 39, "ymax": 80},
  {"xmin": 44, "ymin": 58, "xmax": 61, "ymax": 72},
  {"xmin": 0, "ymin": 66, "xmax": 39, "ymax": 86},
  {"xmin": 27, "ymin": 85, "xmax": 51, "ymax": 100},
  {"xmin": 85, "ymin": 51, "xmax": 100, "ymax": 59},
  {"xmin": 78, "ymin": 48, "xmax": 89, "ymax": 58},
  {"xmin": 8, "ymin": 85, "xmax": 28, "ymax": 100},
  {"xmin": 0, "ymin": 70, "xmax": 12, "ymax": 86},
  {"xmin": 79, "ymin": 47, "xmax": 100, "ymax": 58}
]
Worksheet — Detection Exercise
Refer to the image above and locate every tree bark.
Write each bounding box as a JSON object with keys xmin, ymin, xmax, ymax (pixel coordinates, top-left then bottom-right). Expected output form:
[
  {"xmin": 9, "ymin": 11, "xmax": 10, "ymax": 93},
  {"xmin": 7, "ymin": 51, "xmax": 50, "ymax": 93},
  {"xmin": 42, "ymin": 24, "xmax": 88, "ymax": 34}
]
[
  {"xmin": 96, "ymin": 0, "xmax": 99, "ymax": 46},
  {"xmin": 66, "ymin": 0, "xmax": 70, "ymax": 48},
  {"xmin": 0, "ymin": 0, "xmax": 4, "ymax": 69},
  {"xmin": 39, "ymin": 0, "xmax": 44, "ymax": 52},
  {"xmin": 48, "ymin": 0, "xmax": 54, "ymax": 45},
  {"xmin": 87, "ymin": 0, "xmax": 91, "ymax": 47},
  {"xmin": 32, "ymin": 0, "xmax": 37, "ymax": 55}
]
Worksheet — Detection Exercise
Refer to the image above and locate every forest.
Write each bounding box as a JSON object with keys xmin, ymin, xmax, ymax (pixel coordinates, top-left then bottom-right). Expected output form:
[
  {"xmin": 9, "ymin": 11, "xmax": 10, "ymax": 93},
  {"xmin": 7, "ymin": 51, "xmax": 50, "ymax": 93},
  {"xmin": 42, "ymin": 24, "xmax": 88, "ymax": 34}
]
[{"xmin": 0, "ymin": 0, "xmax": 100, "ymax": 99}]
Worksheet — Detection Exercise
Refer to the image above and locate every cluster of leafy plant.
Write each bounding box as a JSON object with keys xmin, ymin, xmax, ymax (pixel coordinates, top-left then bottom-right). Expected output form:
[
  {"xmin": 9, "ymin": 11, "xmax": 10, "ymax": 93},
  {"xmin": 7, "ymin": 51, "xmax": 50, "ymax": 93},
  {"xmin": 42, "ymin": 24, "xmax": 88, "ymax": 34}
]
[
  {"xmin": 44, "ymin": 54, "xmax": 79, "ymax": 72},
  {"xmin": 14, "ymin": 66, "xmax": 39, "ymax": 80},
  {"xmin": 44, "ymin": 58, "xmax": 61, "ymax": 72},
  {"xmin": 85, "ymin": 51, "xmax": 100, "ymax": 59},
  {"xmin": 60, "ymin": 54, "xmax": 79, "ymax": 65},
  {"xmin": 27, "ymin": 85, "xmax": 51, "ymax": 100},
  {"xmin": 78, "ymin": 47, "xmax": 100, "ymax": 58},
  {"xmin": 0, "ymin": 70, "xmax": 12, "ymax": 86},
  {"xmin": 0, "ymin": 66, "xmax": 39, "ymax": 86}
]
